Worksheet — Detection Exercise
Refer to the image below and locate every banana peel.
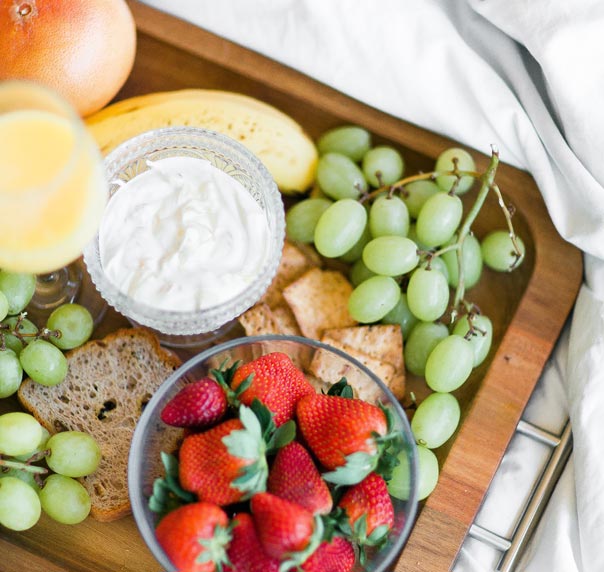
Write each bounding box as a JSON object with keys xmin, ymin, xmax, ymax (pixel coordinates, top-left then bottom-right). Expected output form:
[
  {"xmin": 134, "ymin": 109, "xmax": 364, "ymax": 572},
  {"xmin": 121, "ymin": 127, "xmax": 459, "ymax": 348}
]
[{"xmin": 86, "ymin": 89, "xmax": 317, "ymax": 194}]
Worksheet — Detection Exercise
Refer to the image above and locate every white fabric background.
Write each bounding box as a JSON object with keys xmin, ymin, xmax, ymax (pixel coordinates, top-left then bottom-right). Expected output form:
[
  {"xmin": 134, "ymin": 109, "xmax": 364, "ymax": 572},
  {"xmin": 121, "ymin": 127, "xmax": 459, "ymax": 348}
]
[{"xmin": 142, "ymin": 1, "xmax": 604, "ymax": 570}]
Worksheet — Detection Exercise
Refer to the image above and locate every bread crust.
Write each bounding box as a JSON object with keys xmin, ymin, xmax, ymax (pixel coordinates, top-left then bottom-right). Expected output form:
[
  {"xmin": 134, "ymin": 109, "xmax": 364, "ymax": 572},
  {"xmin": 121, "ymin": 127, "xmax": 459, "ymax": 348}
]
[{"xmin": 17, "ymin": 327, "xmax": 181, "ymax": 522}]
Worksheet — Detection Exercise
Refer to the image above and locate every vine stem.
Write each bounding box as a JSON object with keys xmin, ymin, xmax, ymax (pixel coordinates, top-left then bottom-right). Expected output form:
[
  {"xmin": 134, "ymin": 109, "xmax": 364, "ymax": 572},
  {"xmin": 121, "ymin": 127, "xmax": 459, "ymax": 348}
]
[
  {"xmin": 0, "ymin": 457, "xmax": 48, "ymax": 475},
  {"xmin": 491, "ymin": 183, "xmax": 524, "ymax": 268},
  {"xmin": 362, "ymin": 168, "xmax": 482, "ymax": 203},
  {"xmin": 452, "ymin": 149, "xmax": 500, "ymax": 314}
]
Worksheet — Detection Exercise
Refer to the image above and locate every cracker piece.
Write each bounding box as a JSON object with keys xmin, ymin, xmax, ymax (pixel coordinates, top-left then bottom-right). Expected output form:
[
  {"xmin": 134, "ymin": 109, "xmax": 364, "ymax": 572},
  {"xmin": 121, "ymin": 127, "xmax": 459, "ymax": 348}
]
[
  {"xmin": 282, "ymin": 268, "xmax": 357, "ymax": 340},
  {"xmin": 309, "ymin": 336, "xmax": 396, "ymax": 403},
  {"xmin": 272, "ymin": 304, "xmax": 302, "ymax": 336},
  {"xmin": 305, "ymin": 374, "xmax": 332, "ymax": 395},
  {"xmin": 261, "ymin": 241, "xmax": 317, "ymax": 308},
  {"xmin": 324, "ymin": 324, "xmax": 404, "ymax": 373},
  {"xmin": 387, "ymin": 372, "xmax": 406, "ymax": 401},
  {"xmin": 237, "ymin": 303, "xmax": 283, "ymax": 336}
]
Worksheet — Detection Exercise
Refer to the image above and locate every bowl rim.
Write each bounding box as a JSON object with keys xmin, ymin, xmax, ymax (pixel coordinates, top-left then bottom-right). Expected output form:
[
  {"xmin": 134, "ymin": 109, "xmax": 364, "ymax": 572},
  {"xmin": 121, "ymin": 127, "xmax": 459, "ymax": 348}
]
[
  {"xmin": 83, "ymin": 126, "xmax": 285, "ymax": 334},
  {"xmin": 128, "ymin": 333, "xmax": 419, "ymax": 572}
]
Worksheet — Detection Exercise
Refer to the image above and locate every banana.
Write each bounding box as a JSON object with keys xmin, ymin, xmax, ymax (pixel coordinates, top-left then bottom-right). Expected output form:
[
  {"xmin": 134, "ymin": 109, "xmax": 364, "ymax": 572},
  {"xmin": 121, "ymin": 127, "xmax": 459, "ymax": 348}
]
[{"xmin": 86, "ymin": 89, "xmax": 318, "ymax": 194}]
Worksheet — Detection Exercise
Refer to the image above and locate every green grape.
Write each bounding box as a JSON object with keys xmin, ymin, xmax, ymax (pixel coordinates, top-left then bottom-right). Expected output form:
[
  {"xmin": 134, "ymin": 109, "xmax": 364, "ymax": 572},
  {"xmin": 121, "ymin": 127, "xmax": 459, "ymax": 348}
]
[
  {"xmin": 317, "ymin": 125, "xmax": 371, "ymax": 161},
  {"xmin": 348, "ymin": 276, "xmax": 401, "ymax": 323},
  {"xmin": 46, "ymin": 431, "xmax": 101, "ymax": 478},
  {"xmin": 39, "ymin": 474, "xmax": 91, "ymax": 525},
  {"xmin": 1, "ymin": 316, "xmax": 38, "ymax": 355},
  {"xmin": 46, "ymin": 303, "xmax": 94, "ymax": 350},
  {"xmin": 435, "ymin": 147, "xmax": 476, "ymax": 194},
  {"xmin": 349, "ymin": 258, "xmax": 377, "ymax": 287},
  {"xmin": 363, "ymin": 236, "xmax": 419, "ymax": 277},
  {"xmin": 0, "ymin": 349, "xmax": 23, "ymax": 398},
  {"xmin": 421, "ymin": 256, "xmax": 449, "ymax": 283},
  {"xmin": 407, "ymin": 268, "xmax": 450, "ymax": 322},
  {"xmin": 285, "ymin": 198, "xmax": 333, "ymax": 244},
  {"xmin": 402, "ymin": 180, "xmax": 441, "ymax": 219},
  {"xmin": 316, "ymin": 153, "xmax": 368, "ymax": 200},
  {"xmin": 481, "ymin": 230, "xmax": 526, "ymax": 271},
  {"xmin": 19, "ymin": 339, "xmax": 68, "ymax": 386},
  {"xmin": 13, "ymin": 427, "xmax": 50, "ymax": 462},
  {"xmin": 368, "ymin": 195, "xmax": 409, "ymax": 238},
  {"xmin": 339, "ymin": 222, "xmax": 372, "ymax": 263},
  {"xmin": 0, "ymin": 412, "xmax": 43, "ymax": 456},
  {"xmin": 425, "ymin": 335, "xmax": 474, "ymax": 392},
  {"xmin": 0, "ymin": 476, "xmax": 41, "ymax": 531},
  {"xmin": 404, "ymin": 321, "xmax": 449, "ymax": 376},
  {"xmin": 441, "ymin": 234, "xmax": 483, "ymax": 289},
  {"xmin": 314, "ymin": 199, "xmax": 368, "ymax": 258},
  {"xmin": 416, "ymin": 193, "xmax": 463, "ymax": 248},
  {"xmin": 0, "ymin": 271, "xmax": 36, "ymax": 315},
  {"xmin": 452, "ymin": 314, "xmax": 493, "ymax": 367},
  {"xmin": 362, "ymin": 146, "xmax": 404, "ymax": 187},
  {"xmin": 381, "ymin": 292, "xmax": 418, "ymax": 340},
  {"xmin": 411, "ymin": 392, "xmax": 461, "ymax": 449},
  {"xmin": 388, "ymin": 444, "xmax": 439, "ymax": 501},
  {"xmin": 0, "ymin": 292, "xmax": 8, "ymax": 322},
  {"xmin": 0, "ymin": 468, "xmax": 39, "ymax": 490}
]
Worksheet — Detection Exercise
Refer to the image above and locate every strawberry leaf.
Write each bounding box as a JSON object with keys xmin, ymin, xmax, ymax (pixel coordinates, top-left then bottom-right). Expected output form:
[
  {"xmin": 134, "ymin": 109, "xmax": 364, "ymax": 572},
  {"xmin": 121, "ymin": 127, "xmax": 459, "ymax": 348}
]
[
  {"xmin": 148, "ymin": 452, "xmax": 196, "ymax": 518},
  {"xmin": 250, "ymin": 398, "xmax": 275, "ymax": 439},
  {"xmin": 366, "ymin": 524, "xmax": 390, "ymax": 547},
  {"xmin": 222, "ymin": 405, "xmax": 269, "ymax": 498},
  {"xmin": 326, "ymin": 377, "xmax": 354, "ymax": 398},
  {"xmin": 322, "ymin": 451, "xmax": 377, "ymax": 486},
  {"xmin": 197, "ymin": 522, "xmax": 233, "ymax": 570},
  {"xmin": 266, "ymin": 419, "xmax": 296, "ymax": 454},
  {"xmin": 223, "ymin": 405, "xmax": 264, "ymax": 459},
  {"xmin": 322, "ymin": 507, "xmax": 349, "ymax": 540},
  {"xmin": 211, "ymin": 359, "xmax": 245, "ymax": 406}
]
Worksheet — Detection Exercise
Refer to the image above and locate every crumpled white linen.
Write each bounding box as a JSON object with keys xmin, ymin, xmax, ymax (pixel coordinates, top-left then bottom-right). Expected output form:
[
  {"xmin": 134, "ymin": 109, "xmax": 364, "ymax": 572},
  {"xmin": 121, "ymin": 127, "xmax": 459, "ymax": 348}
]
[{"xmin": 142, "ymin": 1, "xmax": 604, "ymax": 570}]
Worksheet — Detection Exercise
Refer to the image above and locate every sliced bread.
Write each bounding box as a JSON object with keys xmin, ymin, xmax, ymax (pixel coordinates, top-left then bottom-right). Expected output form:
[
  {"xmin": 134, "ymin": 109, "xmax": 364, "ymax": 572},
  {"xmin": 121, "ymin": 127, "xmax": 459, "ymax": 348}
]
[{"xmin": 17, "ymin": 327, "xmax": 181, "ymax": 522}]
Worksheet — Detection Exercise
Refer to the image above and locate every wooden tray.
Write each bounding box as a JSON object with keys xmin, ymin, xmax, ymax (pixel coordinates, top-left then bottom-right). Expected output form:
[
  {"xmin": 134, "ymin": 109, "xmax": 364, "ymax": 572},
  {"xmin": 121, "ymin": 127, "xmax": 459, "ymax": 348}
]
[{"xmin": 0, "ymin": 2, "xmax": 582, "ymax": 571}]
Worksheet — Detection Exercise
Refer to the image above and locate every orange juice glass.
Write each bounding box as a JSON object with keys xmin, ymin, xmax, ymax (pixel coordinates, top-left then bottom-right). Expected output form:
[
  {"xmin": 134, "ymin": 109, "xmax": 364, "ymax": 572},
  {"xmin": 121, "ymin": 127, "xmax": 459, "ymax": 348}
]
[
  {"xmin": 0, "ymin": 81, "xmax": 108, "ymax": 272},
  {"xmin": 0, "ymin": 81, "xmax": 108, "ymax": 314}
]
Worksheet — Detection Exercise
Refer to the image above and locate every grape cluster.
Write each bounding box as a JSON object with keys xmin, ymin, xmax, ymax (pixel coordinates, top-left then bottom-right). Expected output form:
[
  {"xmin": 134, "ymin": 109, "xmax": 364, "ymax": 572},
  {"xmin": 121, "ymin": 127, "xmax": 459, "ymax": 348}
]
[
  {"xmin": 0, "ymin": 411, "xmax": 101, "ymax": 529},
  {"xmin": 0, "ymin": 270, "xmax": 94, "ymax": 398},
  {"xmin": 286, "ymin": 125, "xmax": 526, "ymax": 501}
]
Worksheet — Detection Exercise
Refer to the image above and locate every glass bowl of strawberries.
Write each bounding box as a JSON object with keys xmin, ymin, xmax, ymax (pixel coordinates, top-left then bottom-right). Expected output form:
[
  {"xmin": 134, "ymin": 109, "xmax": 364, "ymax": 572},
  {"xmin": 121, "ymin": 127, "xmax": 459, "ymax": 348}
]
[{"xmin": 128, "ymin": 335, "xmax": 418, "ymax": 572}]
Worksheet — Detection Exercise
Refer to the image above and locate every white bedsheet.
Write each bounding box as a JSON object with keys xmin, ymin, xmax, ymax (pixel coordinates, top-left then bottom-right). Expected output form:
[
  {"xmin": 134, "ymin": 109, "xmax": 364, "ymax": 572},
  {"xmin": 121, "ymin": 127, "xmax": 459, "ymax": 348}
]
[{"xmin": 142, "ymin": 1, "xmax": 604, "ymax": 570}]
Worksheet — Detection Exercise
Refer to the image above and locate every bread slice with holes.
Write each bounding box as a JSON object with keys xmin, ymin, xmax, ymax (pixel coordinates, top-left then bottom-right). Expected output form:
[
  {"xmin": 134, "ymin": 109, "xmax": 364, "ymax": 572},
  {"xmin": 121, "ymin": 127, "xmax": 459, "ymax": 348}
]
[{"xmin": 17, "ymin": 327, "xmax": 181, "ymax": 522}]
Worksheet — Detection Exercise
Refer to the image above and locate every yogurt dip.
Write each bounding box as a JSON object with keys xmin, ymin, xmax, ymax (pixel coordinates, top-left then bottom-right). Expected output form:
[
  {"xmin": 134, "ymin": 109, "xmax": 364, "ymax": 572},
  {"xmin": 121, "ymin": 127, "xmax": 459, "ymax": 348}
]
[{"xmin": 99, "ymin": 156, "xmax": 271, "ymax": 312}]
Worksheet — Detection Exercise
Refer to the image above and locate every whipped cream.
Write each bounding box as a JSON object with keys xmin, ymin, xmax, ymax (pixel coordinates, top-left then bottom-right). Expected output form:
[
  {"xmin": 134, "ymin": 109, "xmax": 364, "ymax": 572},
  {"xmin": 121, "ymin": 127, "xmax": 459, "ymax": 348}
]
[{"xmin": 99, "ymin": 156, "xmax": 271, "ymax": 312}]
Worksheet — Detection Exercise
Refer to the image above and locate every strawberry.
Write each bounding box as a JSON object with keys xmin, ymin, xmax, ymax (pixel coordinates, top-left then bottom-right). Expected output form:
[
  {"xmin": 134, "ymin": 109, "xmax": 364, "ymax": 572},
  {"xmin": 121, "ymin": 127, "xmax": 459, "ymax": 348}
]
[
  {"xmin": 231, "ymin": 352, "xmax": 314, "ymax": 427},
  {"xmin": 267, "ymin": 441, "xmax": 332, "ymax": 515},
  {"xmin": 337, "ymin": 472, "xmax": 394, "ymax": 551},
  {"xmin": 250, "ymin": 492, "xmax": 322, "ymax": 564},
  {"xmin": 301, "ymin": 537, "xmax": 355, "ymax": 572},
  {"xmin": 155, "ymin": 502, "xmax": 230, "ymax": 572},
  {"xmin": 161, "ymin": 377, "xmax": 228, "ymax": 429},
  {"xmin": 179, "ymin": 419, "xmax": 251, "ymax": 505},
  {"xmin": 296, "ymin": 392, "xmax": 400, "ymax": 485},
  {"xmin": 224, "ymin": 513, "xmax": 280, "ymax": 572},
  {"xmin": 180, "ymin": 401, "xmax": 280, "ymax": 506}
]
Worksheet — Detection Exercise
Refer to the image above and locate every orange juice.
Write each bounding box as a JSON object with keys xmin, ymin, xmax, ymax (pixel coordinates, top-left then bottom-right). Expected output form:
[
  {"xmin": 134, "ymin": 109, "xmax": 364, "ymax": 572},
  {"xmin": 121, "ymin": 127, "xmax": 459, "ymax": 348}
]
[{"xmin": 0, "ymin": 109, "xmax": 107, "ymax": 273}]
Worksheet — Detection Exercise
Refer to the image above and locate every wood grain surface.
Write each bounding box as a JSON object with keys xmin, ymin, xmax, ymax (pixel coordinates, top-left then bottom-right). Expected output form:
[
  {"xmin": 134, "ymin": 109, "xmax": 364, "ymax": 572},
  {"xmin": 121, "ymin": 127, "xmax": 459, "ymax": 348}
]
[{"xmin": 0, "ymin": 2, "xmax": 582, "ymax": 571}]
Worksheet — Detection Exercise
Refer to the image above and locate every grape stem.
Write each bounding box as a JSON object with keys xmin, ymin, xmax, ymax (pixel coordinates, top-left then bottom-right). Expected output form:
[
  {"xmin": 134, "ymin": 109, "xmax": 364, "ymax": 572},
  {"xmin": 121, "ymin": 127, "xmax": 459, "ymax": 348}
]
[
  {"xmin": 491, "ymin": 183, "xmax": 524, "ymax": 269},
  {"xmin": 361, "ymin": 168, "xmax": 482, "ymax": 203},
  {"xmin": 451, "ymin": 148, "xmax": 500, "ymax": 318},
  {"xmin": 0, "ymin": 456, "xmax": 48, "ymax": 475},
  {"xmin": 0, "ymin": 312, "xmax": 61, "ymax": 349}
]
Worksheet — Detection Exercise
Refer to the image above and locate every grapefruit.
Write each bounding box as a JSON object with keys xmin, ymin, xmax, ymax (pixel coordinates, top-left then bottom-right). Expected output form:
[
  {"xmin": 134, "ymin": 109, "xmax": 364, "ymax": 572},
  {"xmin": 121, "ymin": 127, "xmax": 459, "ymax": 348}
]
[{"xmin": 0, "ymin": 0, "xmax": 137, "ymax": 116}]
